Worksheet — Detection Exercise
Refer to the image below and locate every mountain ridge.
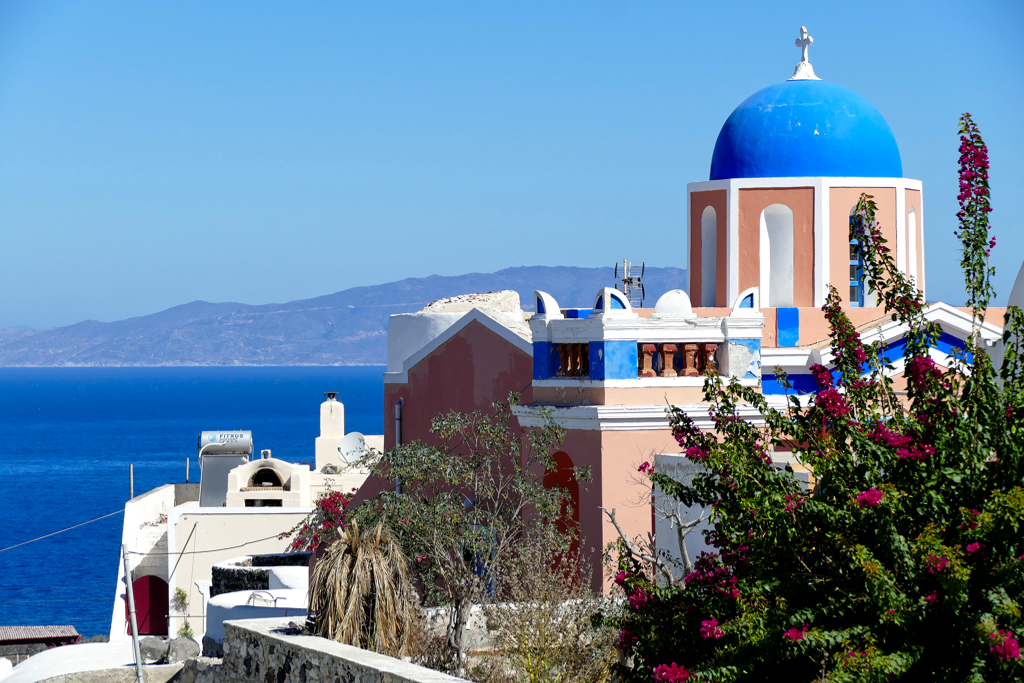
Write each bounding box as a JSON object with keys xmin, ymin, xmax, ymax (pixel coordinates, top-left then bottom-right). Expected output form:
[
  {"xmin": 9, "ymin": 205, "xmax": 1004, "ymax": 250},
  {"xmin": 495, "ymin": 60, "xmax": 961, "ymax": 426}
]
[{"xmin": 0, "ymin": 265, "xmax": 686, "ymax": 366}]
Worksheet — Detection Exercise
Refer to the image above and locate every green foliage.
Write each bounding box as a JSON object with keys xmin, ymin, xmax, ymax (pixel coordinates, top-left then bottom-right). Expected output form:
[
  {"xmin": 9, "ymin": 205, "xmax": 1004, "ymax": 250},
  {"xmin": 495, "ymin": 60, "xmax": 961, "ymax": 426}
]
[
  {"xmin": 353, "ymin": 393, "xmax": 589, "ymax": 660},
  {"xmin": 609, "ymin": 117, "xmax": 1024, "ymax": 681},
  {"xmin": 173, "ymin": 587, "xmax": 189, "ymax": 614},
  {"xmin": 177, "ymin": 620, "xmax": 194, "ymax": 639}
]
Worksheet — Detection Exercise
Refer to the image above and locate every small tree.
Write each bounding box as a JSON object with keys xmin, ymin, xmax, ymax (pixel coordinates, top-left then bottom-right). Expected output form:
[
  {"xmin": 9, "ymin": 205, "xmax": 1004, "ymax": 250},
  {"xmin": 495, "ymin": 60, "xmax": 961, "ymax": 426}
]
[
  {"xmin": 308, "ymin": 519, "xmax": 419, "ymax": 657},
  {"xmin": 485, "ymin": 522, "xmax": 618, "ymax": 683},
  {"xmin": 353, "ymin": 393, "xmax": 588, "ymax": 664},
  {"xmin": 607, "ymin": 114, "xmax": 1023, "ymax": 681}
]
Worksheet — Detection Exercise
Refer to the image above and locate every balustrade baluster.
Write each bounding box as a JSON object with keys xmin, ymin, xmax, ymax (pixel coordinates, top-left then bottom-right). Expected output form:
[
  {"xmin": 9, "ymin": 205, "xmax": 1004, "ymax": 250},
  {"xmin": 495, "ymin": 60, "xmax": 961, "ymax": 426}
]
[
  {"xmin": 639, "ymin": 344, "xmax": 657, "ymax": 378},
  {"xmin": 659, "ymin": 344, "xmax": 678, "ymax": 378},
  {"xmin": 683, "ymin": 343, "xmax": 700, "ymax": 377},
  {"xmin": 703, "ymin": 343, "xmax": 719, "ymax": 375}
]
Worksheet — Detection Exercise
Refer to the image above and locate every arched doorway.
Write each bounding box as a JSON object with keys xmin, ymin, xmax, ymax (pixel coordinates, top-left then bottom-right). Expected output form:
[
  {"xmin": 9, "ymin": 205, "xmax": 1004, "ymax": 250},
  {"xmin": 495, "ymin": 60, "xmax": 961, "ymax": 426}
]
[
  {"xmin": 126, "ymin": 575, "xmax": 169, "ymax": 635},
  {"xmin": 543, "ymin": 451, "xmax": 580, "ymax": 557}
]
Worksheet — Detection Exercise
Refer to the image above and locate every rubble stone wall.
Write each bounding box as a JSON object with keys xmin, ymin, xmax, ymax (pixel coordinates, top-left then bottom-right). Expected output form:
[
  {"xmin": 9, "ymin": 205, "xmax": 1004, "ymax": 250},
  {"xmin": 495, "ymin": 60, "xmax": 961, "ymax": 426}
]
[{"xmin": 191, "ymin": 617, "xmax": 466, "ymax": 683}]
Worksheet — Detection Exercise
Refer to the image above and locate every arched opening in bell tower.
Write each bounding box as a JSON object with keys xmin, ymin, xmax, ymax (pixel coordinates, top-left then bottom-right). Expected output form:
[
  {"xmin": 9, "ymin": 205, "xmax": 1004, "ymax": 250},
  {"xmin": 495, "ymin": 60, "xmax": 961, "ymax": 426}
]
[
  {"xmin": 700, "ymin": 206, "xmax": 718, "ymax": 307},
  {"xmin": 759, "ymin": 204, "xmax": 795, "ymax": 307}
]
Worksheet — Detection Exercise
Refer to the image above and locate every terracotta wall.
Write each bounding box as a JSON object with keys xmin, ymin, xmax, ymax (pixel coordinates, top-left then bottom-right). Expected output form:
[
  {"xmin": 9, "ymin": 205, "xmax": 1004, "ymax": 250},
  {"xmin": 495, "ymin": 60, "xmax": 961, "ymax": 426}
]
[
  {"xmin": 906, "ymin": 189, "xmax": 923, "ymax": 294},
  {"xmin": 351, "ymin": 321, "xmax": 534, "ymax": 509},
  {"xmin": 737, "ymin": 188, "xmax": 815, "ymax": 307},
  {"xmin": 689, "ymin": 190, "xmax": 728, "ymax": 307},
  {"xmin": 829, "ymin": 187, "xmax": 897, "ymax": 305}
]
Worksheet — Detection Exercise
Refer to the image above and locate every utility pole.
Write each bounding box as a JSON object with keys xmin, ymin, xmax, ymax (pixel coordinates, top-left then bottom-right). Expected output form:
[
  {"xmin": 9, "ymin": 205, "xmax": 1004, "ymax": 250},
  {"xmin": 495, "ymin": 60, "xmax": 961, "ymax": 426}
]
[{"xmin": 122, "ymin": 543, "xmax": 144, "ymax": 682}]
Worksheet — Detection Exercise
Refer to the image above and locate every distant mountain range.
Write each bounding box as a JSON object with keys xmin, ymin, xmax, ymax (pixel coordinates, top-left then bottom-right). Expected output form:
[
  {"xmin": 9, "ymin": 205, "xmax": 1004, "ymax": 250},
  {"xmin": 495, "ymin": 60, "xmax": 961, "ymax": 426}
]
[{"xmin": 0, "ymin": 266, "xmax": 686, "ymax": 366}]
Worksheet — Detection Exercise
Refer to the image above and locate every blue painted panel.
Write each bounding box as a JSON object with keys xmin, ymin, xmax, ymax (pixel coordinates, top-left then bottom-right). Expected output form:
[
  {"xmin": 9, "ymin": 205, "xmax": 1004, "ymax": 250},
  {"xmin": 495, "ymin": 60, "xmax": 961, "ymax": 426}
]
[
  {"xmin": 536, "ymin": 297, "xmax": 546, "ymax": 315},
  {"xmin": 610, "ymin": 294, "xmax": 626, "ymax": 309},
  {"xmin": 740, "ymin": 294, "xmax": 754, "ymax": 308},
  {"xmin": 532, "ymin": 342, "xmax": 560, "ymax": 380},
  {"xmin": 589, "ymin": 341, "xmax": 638, "ymax": 381},
  {"xmin": 565, "ymin": 309, "xmax": 594, "ymax": 319},
  {"xmin": 777, "ymin": 308, "xmax": 800, "ymax": 348},
  {"xmin": 763, "ymin": 373, "xmax": 818, "ymax": 395}
]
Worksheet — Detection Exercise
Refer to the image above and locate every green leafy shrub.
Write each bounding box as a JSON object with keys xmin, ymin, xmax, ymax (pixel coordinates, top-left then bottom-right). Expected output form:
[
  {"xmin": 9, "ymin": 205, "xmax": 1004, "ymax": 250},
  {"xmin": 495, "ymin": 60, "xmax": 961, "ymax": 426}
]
[{"xmin": 609, "ymin": 114, "xmax": 1023, "ymax": 682}]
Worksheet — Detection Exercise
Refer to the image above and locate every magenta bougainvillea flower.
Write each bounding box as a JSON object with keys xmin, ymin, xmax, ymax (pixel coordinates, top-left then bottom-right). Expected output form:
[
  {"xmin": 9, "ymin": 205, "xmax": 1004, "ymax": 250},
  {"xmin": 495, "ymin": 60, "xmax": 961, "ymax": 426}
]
[
  {"xmin": 989, "ymin": 629, "xmax": 1020, "ymax": 661},
  {"xmin": 653, "ymin": 662, "xmax": 691, "ymax": 683},
  {"xmin": 857, "ymin": 488, "xmax": 884, "ymax": 508},
  {"xmin": 925, "ymin": 554, "xmax": 949, "ymax": 574},
  {"xmin": 699, "ymin": 619, "xmax": 724, "ymax": 640},
  {"xmin": 783, "ymin": 624, "xmax": 809, "ymax": 642}
]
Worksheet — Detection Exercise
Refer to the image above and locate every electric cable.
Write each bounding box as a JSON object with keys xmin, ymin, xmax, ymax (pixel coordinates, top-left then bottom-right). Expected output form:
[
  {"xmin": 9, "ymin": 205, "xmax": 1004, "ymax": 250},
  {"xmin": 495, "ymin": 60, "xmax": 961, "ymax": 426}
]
[{"xmin": 0, "ymin": 510, "xmax": 124, "ymax": 554}]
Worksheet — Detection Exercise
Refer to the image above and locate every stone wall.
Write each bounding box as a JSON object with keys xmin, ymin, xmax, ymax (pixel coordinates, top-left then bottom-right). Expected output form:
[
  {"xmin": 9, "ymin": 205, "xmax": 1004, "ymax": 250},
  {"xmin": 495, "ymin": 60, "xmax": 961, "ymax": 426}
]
[
  {"xmin": 191, "ymin": 617, "xmax": 466, "ymax": 683},
  {"xmin": 210, "ymin": 552, "xmax": 311, "ymax": 597}
]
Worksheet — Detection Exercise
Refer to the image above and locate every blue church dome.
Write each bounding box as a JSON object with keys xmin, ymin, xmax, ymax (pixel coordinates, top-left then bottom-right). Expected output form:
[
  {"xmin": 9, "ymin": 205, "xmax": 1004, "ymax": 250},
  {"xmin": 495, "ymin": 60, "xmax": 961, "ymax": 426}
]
[{"xmin": 709, "ymin": 79, "xmax": 902, "ymax": 180}]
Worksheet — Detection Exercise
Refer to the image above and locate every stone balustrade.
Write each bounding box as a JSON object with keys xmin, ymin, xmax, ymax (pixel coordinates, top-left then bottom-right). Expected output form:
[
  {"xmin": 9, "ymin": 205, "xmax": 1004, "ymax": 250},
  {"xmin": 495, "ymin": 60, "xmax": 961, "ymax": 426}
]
[
  {"xmin": 555, "ymin": 343, "xmax": 590, "ymax": 377},
  {"xmin": 638, "ymin": 342, "xmax": 719, "ymax": 378}
]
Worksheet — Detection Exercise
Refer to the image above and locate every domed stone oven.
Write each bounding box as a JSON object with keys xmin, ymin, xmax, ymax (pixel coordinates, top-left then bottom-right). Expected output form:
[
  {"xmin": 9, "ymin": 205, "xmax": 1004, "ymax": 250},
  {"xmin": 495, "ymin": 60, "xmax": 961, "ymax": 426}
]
[{"xmin": 224, "ymin": 456, "xmax": 312, "ymax": 508}]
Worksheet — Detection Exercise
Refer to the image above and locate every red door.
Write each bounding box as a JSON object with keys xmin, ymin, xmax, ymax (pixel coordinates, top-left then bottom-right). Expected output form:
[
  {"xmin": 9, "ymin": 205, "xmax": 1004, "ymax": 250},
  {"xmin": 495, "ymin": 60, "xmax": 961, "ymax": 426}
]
[{"xmin": 126, "ymin": 575, "xmax": 169, "ymax": 635}]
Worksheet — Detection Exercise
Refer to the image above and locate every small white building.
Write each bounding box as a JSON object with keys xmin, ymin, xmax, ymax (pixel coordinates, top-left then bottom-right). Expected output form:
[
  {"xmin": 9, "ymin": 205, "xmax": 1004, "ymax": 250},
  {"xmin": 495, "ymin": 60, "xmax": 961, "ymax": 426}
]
[{"xmin": 109, "ymin": 394, "xmax": 382, "ymax": 644}]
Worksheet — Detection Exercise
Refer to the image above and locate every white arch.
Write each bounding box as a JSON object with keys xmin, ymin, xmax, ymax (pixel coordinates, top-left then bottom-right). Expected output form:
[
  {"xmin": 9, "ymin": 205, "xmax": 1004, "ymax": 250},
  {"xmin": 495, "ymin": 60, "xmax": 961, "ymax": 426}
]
[
  {"xmin": 907, "ymin": 207, "xmax": 918, "ymax": 285},
  {"xmin": 700, "ymin": 206, "xmax": 717, "ymax": 307},
  {"xmin": 759, "ymin": 204, "xmax": 794, "ymax": 308}
]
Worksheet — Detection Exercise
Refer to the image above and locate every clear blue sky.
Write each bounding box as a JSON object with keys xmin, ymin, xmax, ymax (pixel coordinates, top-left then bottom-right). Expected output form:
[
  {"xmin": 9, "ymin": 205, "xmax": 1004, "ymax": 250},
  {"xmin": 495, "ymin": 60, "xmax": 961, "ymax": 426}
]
[{"xmin": 1, "ymin": 1, "xmax": 1021, "ymax": 329}]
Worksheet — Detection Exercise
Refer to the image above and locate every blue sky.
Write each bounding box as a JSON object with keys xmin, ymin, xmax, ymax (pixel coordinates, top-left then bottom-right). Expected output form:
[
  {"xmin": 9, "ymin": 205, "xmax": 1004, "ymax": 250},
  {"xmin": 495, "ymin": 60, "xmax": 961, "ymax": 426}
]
[{"xmin": 1, "ymin": 1, "xmax": 1021, "ymax": 329}]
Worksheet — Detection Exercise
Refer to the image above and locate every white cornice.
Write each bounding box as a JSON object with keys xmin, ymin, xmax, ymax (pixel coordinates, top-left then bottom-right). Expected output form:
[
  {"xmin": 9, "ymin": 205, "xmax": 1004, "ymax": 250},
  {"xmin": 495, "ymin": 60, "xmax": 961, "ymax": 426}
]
[{"xmin": 513, "ymin": 402, "xmax": 767, "ymax": 431}]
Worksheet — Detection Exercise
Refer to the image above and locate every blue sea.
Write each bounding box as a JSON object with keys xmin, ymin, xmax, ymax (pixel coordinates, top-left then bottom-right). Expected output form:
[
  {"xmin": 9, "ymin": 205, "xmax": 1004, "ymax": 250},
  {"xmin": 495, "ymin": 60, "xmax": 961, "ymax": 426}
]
[{"xmin": 0, "ymin": 366, "xmax": 384, "ymax": 637}]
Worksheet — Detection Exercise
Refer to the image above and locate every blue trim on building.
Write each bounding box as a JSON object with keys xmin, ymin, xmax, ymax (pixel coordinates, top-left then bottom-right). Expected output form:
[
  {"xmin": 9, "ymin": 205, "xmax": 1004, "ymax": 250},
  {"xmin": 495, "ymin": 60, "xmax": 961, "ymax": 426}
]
[
  {"xmin": 762, "ymin": 331, "xmax": 972, "ymax": 395},
  {"xmin": 777, "ymin": 308, "xmax": 799, "ymax": 347},
  {"xmin": 565, "ymin": 309, "xmax": 594, "ymax": 319},
  {"xmin": 590, "ymin": 341, "xmax": 638, "ymax": 381},
  {"xmin": 533, "ymin": 341, "xmax": 561, "ymax": 380}
]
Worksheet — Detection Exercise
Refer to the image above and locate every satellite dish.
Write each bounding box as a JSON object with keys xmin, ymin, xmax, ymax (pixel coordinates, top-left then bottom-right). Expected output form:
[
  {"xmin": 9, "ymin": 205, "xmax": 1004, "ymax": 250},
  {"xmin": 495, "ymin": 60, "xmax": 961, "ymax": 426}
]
[{"xmin": 337, "ymin": 432, "xmax": 366, "ymax": 464}]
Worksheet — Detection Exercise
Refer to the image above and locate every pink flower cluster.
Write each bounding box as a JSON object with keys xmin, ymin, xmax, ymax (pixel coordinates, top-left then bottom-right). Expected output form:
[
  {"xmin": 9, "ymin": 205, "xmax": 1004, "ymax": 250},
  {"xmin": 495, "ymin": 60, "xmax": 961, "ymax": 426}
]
[
  {"xmin": 783, "ymin": 624, "xmax": 809, "ymax": 642},
  {"xmin": 783, "ymin": 494, "xmax": 805, "ymax": 513},
  {"xmin": 700, "ymin": 618, "xmax": 724, "ymax": 640},
  {"xmin": 653, "ymin": 662, "xmax": 691, "ymax": 683},
  {"xmin": 924, "ymin": 591, "xmax": 940, "ymax": 604},
  {"xmin": 907, "ymin": 356, "xmax": 947, "ymax": 393},
  {"xmin": 897, "ymin": 443, "xmax": 935, "ymax": 462},
  {"xmin": 613, "ymin": 571, "xmax": 633, "ymax": 587},
  {"xmin": 628, "ymin": 589, "xmax": 652, "ymax": 610},
  {"xmin": 615, "ymin": 629, "xmax": 638, "ymax": 652},
  {"xmin": 815, "ymin": 388, "xmax": 852, "ymax": 421},
  {"xmin": 685, "ymin": 553, "xmax": 740, "ymax": 600},
  {"xmin": 857, "ymin": 488, "xmax": 884, "ymax": 509},
  {"xmin": 809, "ymin": 363, "xmax": 834, "ymax": 389},
  {"xmin": 867, "ymin": 421, "xmax": 910, "ymax": 449},
  {"xmin": 638, "ymin": 461, "xmax": 653, "ymax": 474},
  {"xmin": 685, "ymin": 445, "xmax": 711, "ymax": 461},
  {"xmin": 966, "ymin": 542, "xmax": 985, "ymax": 556},
  {"xmin": 989, "ymin": 629, "xmax": 1020, "ymax": 661},
  {"xmin": 925, "ymin": 554, "xmax": 949, "ymax": 574}
]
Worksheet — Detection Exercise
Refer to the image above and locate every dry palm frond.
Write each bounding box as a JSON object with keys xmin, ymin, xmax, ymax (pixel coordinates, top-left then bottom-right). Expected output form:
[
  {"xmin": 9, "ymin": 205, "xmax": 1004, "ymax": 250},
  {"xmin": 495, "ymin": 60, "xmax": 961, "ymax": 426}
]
[{"xmin": 308, "ymin": 519, "xmax": 418, "ymax": 657}]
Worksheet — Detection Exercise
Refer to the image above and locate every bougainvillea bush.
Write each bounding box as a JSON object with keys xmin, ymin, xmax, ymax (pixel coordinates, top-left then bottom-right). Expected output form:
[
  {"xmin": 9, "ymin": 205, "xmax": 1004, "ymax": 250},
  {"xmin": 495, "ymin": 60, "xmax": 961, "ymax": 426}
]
[
  {"xmin": 610, "ymin": 115, "xmax": 1024, "ymax": 682},
  {"xmin": 280, "ymin": 488, "xmax": 355, "ymax": 552}
]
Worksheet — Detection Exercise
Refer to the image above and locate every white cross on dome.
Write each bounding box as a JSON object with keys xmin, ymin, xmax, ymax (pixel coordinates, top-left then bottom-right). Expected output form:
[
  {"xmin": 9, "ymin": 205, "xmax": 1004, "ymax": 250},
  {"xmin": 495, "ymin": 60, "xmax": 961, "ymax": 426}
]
[{"xmin": 789, "ymin": 26, "xmax": 821, "ymax": 81}]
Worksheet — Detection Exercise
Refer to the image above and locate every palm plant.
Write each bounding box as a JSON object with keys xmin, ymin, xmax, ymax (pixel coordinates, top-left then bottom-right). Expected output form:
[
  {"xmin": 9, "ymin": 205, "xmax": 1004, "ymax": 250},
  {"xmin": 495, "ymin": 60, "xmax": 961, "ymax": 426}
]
[{"xmin": 308, "ymin": 519, "xmax": 418, "ymax": 657}]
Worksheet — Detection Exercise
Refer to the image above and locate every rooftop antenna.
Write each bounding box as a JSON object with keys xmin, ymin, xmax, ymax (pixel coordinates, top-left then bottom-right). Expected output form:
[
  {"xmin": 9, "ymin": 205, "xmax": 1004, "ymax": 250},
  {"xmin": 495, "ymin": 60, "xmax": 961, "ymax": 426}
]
[{"xmin": 614, "ymin": 258, "xmax": 645, "ymax": 308}]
